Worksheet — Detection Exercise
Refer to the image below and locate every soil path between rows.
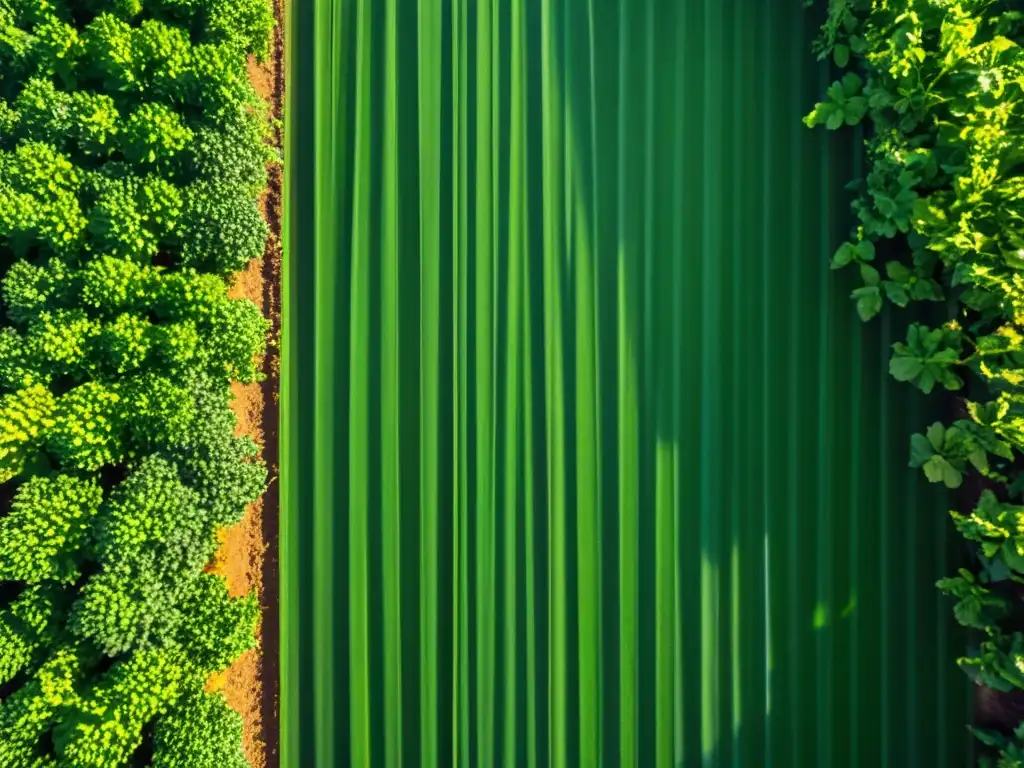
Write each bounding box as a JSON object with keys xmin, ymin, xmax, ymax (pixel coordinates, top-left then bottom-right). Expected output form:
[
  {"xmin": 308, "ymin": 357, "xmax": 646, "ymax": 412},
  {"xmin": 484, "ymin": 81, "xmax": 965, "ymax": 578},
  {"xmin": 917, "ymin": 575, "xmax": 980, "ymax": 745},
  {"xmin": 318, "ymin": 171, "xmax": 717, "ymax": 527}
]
[{"xmin": 207, "ymin": 2, "xmax": 285, "ymax": 766}]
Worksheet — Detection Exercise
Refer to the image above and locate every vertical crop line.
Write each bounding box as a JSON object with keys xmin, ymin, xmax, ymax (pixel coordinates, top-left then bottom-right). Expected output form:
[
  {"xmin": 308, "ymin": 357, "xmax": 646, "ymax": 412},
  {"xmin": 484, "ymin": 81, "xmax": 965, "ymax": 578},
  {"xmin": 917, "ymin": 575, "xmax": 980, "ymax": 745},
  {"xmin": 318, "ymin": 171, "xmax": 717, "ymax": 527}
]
[
  {"xmin": 503, "ymin": 2, "xmax": 525, "ymax": 764},
  {"xmin": 312, "ymin": 0, "xmax": 337, "ymax": 762},
  {"xmin": 815, "ymin": 53, "xmax": 835, "ymax": 768},
  {"xmin": 699, "ymin": 0, "xmax": 722, "ymax": 761},
  {"xmin": 348, "ymin": 0, "xmax": 374, "ymax": 764},
  {"xmin": 280, "ymin": 0, "xmax": 305, "ymax": 764},
  {"xmin": 615, "ymin": 3, "xmax": 638, "ymax": 764},
  {"xmin": 540, "ymin": 1, "xmax": 568, "ymax": 766},
  {"xmin": 380, "ymin": 1, "xmax": 404, "ymax": 764},
  {"xmin": 473, "ymin": 0, "xmax": 496, "ymax": 762},
  {"xmin": 519, "ymin": 10, "xmax": 539, "ymax": 758},
  {"xmin": 456, "ymin": 0, "xmax": 471, "ymax": 760},
  {"xmin": 418, "ymin": 1, "xmax": 443, "ymax": 765}
]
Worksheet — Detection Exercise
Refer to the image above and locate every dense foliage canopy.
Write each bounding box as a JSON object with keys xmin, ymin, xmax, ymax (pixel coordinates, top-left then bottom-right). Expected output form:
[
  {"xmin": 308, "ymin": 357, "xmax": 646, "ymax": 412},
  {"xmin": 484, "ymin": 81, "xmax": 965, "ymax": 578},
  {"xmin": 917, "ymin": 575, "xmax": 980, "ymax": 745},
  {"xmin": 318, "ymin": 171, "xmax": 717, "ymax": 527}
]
[{"xmin": 0, "ymin": 0, "xmax": 274, "ymax": 763}]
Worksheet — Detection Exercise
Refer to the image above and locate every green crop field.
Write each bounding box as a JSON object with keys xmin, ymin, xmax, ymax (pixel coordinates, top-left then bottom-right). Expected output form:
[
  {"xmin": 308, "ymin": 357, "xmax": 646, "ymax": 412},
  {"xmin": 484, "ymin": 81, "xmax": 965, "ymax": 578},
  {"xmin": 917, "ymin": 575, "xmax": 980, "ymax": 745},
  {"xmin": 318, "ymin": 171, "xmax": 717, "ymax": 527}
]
[
  {"xmin": 281, "ymin": 0, "xmax": 975, "ymax": 766},
  {"xmin": 7, "ymin": 0, "xmax": 1024, "ymax": 765}
]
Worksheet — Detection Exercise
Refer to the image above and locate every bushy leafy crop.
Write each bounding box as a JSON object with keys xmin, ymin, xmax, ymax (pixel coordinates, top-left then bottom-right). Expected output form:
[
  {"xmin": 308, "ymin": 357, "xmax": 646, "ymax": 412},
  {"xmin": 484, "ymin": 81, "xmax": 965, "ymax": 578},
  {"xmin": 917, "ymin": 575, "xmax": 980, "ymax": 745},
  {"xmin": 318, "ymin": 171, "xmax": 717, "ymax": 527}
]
[
  {"xmin": 152, "ymin": 690, "xmax": 250, "ymax": 768},
  {"xmin": 0, "ymin": 0, "xmax": 273, "ymax": 762},
  {"xmin": 0, "ymin": 646, "xmax": 93, "ymax": 767},
  {"xmin": 806, "ymin": 1, "xmax": 1024, "ymax": 763},
  {"xmin": 0, "ymin": 584, "xmax": 69, "ymax": 686},
  {"xmin": 0, "ymin": 474, "xmax": 103, "ymax": 583}
]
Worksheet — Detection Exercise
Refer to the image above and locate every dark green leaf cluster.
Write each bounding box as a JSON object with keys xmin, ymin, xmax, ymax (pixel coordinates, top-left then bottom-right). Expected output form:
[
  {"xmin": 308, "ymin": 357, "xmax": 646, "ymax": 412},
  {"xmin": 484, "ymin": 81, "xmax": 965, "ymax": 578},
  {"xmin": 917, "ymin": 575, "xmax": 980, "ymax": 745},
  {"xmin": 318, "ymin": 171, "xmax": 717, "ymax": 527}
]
[
  {"xmin": 52, "ymin": 577, "xmax": 254, "ymax": 766},
  {"xmin": 1, "ymin": 255, "xmax": 269, "ymax": 383},
  {"xmin": 177, "ymin": 179, "xmax": 268, "ymax": 274},
  {"xmin": 70, "ymin": 454, "xmax": 209, "ymax": 654},
  {"xmin": 0, "ymin": 5, "xmax": 277, "ymax": 273},
  {"xmin": 807, "ymin": 0, "xmax": 1024, "ymax": 761},
  {"xmin": 152, "ymin": 690, "xmax": 250, "ymax": 768}
]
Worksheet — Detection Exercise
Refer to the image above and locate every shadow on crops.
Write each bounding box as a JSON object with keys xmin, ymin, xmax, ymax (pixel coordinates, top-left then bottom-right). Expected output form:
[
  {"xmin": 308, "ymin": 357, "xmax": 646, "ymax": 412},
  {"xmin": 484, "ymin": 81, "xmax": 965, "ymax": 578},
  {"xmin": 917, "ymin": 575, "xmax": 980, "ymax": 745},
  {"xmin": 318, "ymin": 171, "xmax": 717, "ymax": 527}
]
[
  {"xmin": 536, "ymin": 1, "xmax": 748, "ymax": 762},
  {"xmin": 539, "ymin": 0, "xmax": 969, "ymax": 764}
]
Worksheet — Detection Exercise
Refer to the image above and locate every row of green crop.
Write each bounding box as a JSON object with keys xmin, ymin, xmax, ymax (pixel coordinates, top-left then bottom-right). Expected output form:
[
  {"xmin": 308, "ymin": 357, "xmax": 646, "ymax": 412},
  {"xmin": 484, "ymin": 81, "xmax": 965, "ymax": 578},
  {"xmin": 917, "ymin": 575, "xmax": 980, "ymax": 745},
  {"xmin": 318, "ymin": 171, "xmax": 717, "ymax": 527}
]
[
  {"xmin": 805, "ymin": 1, "xmax": 1024, "ymax": 765},
  {"xmin": 0, "ymin": 0, "xmax": 275, "ymax": 765}
]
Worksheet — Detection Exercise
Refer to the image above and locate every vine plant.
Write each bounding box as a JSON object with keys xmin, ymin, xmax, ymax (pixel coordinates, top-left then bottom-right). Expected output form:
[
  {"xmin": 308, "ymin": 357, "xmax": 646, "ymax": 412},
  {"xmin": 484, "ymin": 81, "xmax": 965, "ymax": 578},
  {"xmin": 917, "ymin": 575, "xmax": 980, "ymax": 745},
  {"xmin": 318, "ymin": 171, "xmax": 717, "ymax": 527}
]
[{"xmin": 805, "ymin": 0, "xmax": 1024, "ymax": 764}]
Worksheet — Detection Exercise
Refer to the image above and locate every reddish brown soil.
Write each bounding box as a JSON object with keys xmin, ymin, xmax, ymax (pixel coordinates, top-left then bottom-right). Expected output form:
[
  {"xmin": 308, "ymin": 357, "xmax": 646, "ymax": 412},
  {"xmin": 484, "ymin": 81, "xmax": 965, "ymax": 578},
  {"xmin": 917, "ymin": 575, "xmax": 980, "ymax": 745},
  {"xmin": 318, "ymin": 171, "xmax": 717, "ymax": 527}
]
[{"xmin": 206, "ymin": 3, "xmax": 284, "ymax": 767}]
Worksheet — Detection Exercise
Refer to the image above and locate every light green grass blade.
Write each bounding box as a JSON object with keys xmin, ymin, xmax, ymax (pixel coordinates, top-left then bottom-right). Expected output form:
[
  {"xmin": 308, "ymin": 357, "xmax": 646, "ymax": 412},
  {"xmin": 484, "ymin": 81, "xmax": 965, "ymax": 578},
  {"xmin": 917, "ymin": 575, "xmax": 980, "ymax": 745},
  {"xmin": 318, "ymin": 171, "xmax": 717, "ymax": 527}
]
[{"xmin": 417, "ymin": 1, "xmax": 442, "ymax": 766}]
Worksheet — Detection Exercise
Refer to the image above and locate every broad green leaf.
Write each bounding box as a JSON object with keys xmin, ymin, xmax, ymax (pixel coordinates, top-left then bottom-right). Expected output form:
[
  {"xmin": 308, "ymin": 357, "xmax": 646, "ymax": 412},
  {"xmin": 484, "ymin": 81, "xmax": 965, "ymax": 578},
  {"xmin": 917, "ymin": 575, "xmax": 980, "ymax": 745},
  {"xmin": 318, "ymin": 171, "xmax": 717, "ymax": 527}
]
[
  {"xmin": 860, "ymin": 263, "xmax": 880, "ymax": 286},
  {"xmin": 923, "ymin": 455, "xmax": 947, "ymax": 484},
  {"xmin": 841, "ymin": 71, "xmax": 862, "ymax": 96},
  {"xmin": 883, "ymin": 282, "xmax": 909, "ymax": 306},
  {"xmin": 942, "ymin": 459, "xmax": 963, "ymax": 488},
  {"xmin": 890, "ymin": 356, "xmax": 923, "ymax": 381},
  {"xmin": 855, "ymin": 240, "xmax": 875, "ymax": 261},
  {"xmin": 831, "ymin": 241, "xmax": 856, "ymax": 269},
  {"xmin": 886, "ymin": 261, "xmax": 911, "ymax": 282},
  {"xmin": 910, "ymin": 433, "xmax": 934, "ymax": 466},
  {"xmin": 917, "ymin": 368, "xmax": 936, "ymax": 393},
  {"xmin": 1002, "ymin": 544, "xmax": 1024, "ymax": 575},
  {"xmin": 855, "ymin": 292, "xmax": 881, "ymax": 321}
]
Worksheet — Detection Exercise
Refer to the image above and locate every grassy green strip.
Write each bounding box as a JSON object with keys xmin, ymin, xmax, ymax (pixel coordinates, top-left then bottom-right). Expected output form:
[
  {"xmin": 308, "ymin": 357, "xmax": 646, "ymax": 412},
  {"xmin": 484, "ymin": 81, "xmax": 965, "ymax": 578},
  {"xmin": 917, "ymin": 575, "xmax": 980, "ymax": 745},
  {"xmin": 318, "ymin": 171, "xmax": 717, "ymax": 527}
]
[
  {"xmin": 381, "ymin": 0, "xmax": 404, "ymax": 765},
  {"xmin": 417, "ymin": 1, "xmax": 443, "ymax": 767},
  {"xmin": 348, "ymin": 0, "xmax": 374, "ymax": 763}
]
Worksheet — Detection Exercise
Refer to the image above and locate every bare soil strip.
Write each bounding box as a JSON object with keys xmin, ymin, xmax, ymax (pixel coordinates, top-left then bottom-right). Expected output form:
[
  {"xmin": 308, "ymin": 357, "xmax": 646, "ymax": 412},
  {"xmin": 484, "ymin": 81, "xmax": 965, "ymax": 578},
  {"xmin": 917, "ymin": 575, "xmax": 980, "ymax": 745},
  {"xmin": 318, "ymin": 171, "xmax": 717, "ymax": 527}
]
[{"xmin": 208, "ymin": 2, "xmax": 285, "ymax": 765}]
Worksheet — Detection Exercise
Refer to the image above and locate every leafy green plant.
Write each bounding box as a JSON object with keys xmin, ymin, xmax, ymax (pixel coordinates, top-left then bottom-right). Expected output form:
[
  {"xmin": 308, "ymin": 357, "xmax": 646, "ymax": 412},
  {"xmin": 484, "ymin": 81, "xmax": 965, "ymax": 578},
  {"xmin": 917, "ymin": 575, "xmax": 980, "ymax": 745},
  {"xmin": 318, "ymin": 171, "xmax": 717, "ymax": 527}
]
[
  {"xmin": 152, "ymin": 690, "xmax": 250, "ymax": 768},
  {"xmin": 0, "ymin": 474, "xmax": 103, "ymax": 583},
  {"xmin": 909, "ymin": 421, "xmax": 978, "ymax": 488},
  {"xmin": 52, "ymin": 647, "xmax": 191, "ymax": 767},
  {"xmin": 938, "ymin": 567, "xmax": 1013, "ymax": 632},
  {"xmin": 177, "ymin": 180, "xmax": 268, "ymax": 274},
  {"xmin": 974, "ymin": 720, "xmax": 1024, "ymax": 768},
  {"xmin": 0, "ymin": 646, "xmax": 93, "ymax": 767},
  {"xmin": 806, "ymin": 0, "xmax": 1024, "ymax": 761},
  {"xmin": 0, "ymin": 584, "xmax": 70, "ymax": 686},
  {"xmin": 890, "ymin": 323, "xmax": 964, "ymax": 394},
  {"xmin": 953, "ymin": 491, "xmax": 1024, "ymax": 574},
  {"xmin": 120, "ymin": 101, "xmax": 193, "ymax": 167}
]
